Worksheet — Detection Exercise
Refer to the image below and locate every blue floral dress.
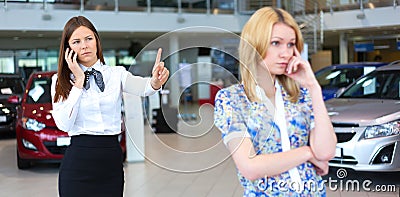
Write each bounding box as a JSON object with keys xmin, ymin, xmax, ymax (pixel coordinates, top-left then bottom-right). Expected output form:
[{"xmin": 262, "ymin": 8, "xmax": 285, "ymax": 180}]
[{"xmin": 214, "ymin": 83, "xmax": 326, "ymax": 197}]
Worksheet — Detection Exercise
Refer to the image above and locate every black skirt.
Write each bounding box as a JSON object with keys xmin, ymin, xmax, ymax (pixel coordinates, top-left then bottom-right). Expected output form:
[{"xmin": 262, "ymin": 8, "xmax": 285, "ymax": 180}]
[{"xmin": 58, "ymin": 134, "xmax": 124, "ymax": 197}]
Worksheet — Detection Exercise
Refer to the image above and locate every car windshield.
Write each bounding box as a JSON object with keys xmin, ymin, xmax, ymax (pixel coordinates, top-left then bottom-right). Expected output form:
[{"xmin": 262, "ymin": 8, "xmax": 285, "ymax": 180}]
[
  {"xmin": 315, "ymin": 66, "xmax": 376, "ymax": 89},
  {"xmin": 339, "ymin": 70, "xmax": 400, "ymax": 100},
  {"xmin": 0, "ymin": 77, "xmax": 24, "ymax": 95},
  {"xmin": 27, "ymin": 77, "xmax": 52, "ymax": 104}
]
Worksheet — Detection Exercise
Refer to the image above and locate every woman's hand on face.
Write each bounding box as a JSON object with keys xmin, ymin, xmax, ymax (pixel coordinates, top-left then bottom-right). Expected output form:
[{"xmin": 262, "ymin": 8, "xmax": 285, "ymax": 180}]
[
  {"xmin": 65, "ymin": 48, "xmax": 84, "ymax": 88},
  {"xmin": 150, "ymin": 48, "xmax": 169, "ymax": 90},
  {"xmin": 284, "ymin": 47, "xmax": 318, "ymax": 89}
]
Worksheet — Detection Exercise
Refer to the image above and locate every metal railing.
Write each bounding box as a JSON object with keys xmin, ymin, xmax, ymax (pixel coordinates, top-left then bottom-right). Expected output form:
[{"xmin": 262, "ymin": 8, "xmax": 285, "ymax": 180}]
[
  {"xmin": 1, "ymin": 0, "xmax": 397, "ymax": 15},
  {"xmin": 0, "ymin": 0, "xmax": 236, "ymax": 14},
  {"xmin": 236, "ymin": 0, "xmax": 398, "ymax": 14}
]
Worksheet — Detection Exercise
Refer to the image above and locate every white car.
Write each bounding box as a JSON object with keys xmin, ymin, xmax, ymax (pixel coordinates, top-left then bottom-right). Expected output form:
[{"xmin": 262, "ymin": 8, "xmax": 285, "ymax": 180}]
[{"xmin": 326, "ymin": 61, "xmax": 400, "ymax": 172}]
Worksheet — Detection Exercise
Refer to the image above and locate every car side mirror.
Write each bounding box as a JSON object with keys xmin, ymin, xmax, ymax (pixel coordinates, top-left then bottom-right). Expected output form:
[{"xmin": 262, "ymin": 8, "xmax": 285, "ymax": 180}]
[{"xmin": 335, "ymin": 87, "xmax": 346, "ymax": 98}]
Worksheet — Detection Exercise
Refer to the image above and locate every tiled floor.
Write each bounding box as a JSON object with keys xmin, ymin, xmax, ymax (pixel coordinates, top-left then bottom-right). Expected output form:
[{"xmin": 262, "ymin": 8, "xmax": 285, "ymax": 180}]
[{"xmin": 0, "ymin": 104, "xmax": 399, "ymax": 196}]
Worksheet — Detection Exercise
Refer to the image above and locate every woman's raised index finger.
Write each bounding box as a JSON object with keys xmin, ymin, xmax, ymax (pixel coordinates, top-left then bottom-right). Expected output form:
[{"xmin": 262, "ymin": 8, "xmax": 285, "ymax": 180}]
[
  {"xmin": 294, "ymin": 47, "xmax": 301, "ymax": 57},
  {"xmin": 154, "ymin": 48, "xmax": 162, "ymax": 66}
]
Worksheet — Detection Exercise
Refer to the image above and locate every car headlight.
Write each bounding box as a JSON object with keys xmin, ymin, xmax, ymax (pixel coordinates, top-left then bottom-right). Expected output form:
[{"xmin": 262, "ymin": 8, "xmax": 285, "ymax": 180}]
[
  {"xmin": 364, "ymin": 121, "xmax": 400, "ymax": 139},
  {"xmin": 22, "ymin": 118, "xmax": 46, "ymax": 132}
]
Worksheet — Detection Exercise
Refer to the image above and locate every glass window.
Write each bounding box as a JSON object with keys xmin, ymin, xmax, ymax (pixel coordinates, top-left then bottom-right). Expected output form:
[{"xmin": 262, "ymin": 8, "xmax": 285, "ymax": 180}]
[
  {"xmin": 0, "ymin": 51, "xmax": 15, "ymax": 73},
  {"xmin": 103, "ymin": 50, "xmax": 116, "ymax": 66},
  {"xmin": 316, "ymin": 67, "xmax": 364, "ymax": 89},
  {"xmin": 0, "ymin": 76, "xmax": 24, "ymax": 95},
  {"xmin": 27, "ymin": 77, "xmax": 52, "ymax": 104},
  {"xmin": 117, "ymin": 50, "xmax": 136, "ymax": 66},
  {"xmin": 16, "ymin": 50, "xmax": 37, "ymax": 68},
  {"xmin": 341, "ymin": 70, "xmax": 400, "ymax": 100},
  {"xmin": 37, "ymin": 49, "xmax": 58, "ymax": 71}
]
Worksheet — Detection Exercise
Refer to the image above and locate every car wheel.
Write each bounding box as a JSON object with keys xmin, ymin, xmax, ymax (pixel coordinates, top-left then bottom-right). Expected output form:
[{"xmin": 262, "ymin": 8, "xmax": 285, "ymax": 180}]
[{"xmin": 17, "ymin": 150, "xmax": 31, "ymax": 169}]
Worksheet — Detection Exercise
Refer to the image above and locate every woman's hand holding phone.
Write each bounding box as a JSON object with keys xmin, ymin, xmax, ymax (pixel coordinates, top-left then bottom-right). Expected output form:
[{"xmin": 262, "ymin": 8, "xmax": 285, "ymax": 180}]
[{"xmin": 65, "ymin": 48, "xmax": 84, "ymax": 89}]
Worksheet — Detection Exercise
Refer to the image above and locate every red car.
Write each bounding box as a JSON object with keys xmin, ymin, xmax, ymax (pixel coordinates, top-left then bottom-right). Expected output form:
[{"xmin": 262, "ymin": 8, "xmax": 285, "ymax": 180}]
[{"xmin": 16, "ymin": 71, "xmax": 126, "ymax": 169}]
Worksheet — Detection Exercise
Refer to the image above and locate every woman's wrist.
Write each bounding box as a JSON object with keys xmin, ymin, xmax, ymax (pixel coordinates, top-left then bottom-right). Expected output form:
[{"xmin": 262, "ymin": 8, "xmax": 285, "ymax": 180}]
[
  {"xmin": 150, "ymin": 79, "xmax": 161, "ymax": 90},
  {"xmin": 74, "ymin": 78, "xmax": 84, "ymax": 89},
  {"xmin": 301, "ymin": 146, "xmax": 314, "ymax": 161},
  {"xmin": 305, "ymin": 80, "xmax": 321, "ymax": 92}
]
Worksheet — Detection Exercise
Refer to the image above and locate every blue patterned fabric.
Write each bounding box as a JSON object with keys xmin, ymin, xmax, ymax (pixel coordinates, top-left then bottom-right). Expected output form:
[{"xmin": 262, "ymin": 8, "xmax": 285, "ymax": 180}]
[{"xmin": 214, "ymin": 83, "xmax": 326, "ymax": 197}]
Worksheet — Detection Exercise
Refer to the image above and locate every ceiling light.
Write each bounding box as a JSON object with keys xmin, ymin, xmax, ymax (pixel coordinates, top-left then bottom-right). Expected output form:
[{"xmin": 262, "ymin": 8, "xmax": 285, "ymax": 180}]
[
  {"xmin": 374, "ymin": 45, "xmax": 390, "ymax": 49},
  {"xmin": 356, "ymin": 13, "xmax": 366, "ymax": 19},
  {"xmin": 368, "ymin": 3, "xmax": 375, "ymax": 9},
  {"xmin": 42, "ymin": 14, "xmax": 51, "ymax": 21},
  {"xmin": 177, "ymin": 16, "xmax": 185, "ymax": 23},
  {"xmin": 213, "ymin": 9, "xmax": 219, "ymax": 15}
]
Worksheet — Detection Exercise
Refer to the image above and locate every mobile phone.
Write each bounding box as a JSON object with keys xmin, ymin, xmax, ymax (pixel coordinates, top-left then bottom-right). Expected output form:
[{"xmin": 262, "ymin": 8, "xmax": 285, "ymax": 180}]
[
  {"xmin": 65, "ymin": 43, "xmax": 74, "ymax": 54},
  {"xmin": 65, "ymin": 46, "xmax": 75, "ymax": 57},
  {"xmin": 70, "ymin": 49, "xmax": 76, "ymax": 57}
]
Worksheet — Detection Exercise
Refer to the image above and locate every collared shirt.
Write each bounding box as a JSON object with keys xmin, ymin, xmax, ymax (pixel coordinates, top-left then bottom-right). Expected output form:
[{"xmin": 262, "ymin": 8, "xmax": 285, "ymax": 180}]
[
  {"xmin": 51, "ymin": 60, "xmax": 157, "ymax": 136},
  {"xmin": 214, "ymin": 83, "xmax": 325, "ymax": 196}
]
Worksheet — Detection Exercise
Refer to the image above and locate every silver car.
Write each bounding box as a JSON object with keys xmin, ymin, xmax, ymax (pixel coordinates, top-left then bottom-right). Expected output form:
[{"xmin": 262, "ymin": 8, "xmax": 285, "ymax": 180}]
[{"xmin": 326, "ymin": 62, "xmax": 400, "ymax": 172}]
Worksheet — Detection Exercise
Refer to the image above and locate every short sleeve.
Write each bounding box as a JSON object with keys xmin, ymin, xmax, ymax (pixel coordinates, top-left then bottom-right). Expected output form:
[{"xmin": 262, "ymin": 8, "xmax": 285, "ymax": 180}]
[{"xmin": 214, "ymin": 89, "xmax": 250, "ymax": 146}]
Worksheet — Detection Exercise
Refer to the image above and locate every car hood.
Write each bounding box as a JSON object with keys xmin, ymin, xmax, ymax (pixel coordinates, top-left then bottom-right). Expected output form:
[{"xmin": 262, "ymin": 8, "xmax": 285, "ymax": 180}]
[
  {"xmin": 325, "ymin": 98, "xmax": 400, "ymax": 126},
  {"xmin": 22, "ymin": 103, "xmax": 57, "ymax": 127}
]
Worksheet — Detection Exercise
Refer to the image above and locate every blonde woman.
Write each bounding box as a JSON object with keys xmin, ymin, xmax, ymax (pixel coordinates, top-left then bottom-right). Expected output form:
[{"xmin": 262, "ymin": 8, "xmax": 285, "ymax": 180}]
[{"xmin": 214, "ymin": 7, "xmax": 337, "ymax": 196}]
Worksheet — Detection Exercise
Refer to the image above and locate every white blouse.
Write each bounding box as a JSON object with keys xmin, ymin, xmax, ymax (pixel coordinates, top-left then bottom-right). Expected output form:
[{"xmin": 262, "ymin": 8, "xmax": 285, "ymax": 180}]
[{"xmin": 51, "ymin": 60, "xmax": 157, "ymax": 136}]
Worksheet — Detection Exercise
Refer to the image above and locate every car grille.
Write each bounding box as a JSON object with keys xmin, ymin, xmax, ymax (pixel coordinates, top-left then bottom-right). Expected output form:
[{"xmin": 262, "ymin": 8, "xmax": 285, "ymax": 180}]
[
  {"xmin": 43, "ymin": 141, "xmax": 67, "ymax": 155},
  {"xmin": 330, "ymin": 155, "xmax": 358, "ymax": 165},
  {"xmin": 336, "ymin": 132, "xmax": 356, "ymax": 143},
  {"xmin": 332, "ymin": 122, "xmax": 359, "ymax": 127},
  {"xmin": 45, "ymin": 126, "xmax": 59, "ymax": 130}
]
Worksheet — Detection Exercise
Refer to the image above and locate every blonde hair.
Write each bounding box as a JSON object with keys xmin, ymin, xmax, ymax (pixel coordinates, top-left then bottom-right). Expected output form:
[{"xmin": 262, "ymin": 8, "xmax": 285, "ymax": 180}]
[{"xmin": 239, "ymin": 7, "xmax": 304, "ymax": 103}]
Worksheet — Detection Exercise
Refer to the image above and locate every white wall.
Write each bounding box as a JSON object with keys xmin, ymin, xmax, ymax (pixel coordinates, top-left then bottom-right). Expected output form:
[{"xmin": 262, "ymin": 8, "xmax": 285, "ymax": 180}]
[
  {"xmin": 323, "ymin": 7, "xmax": 400, "ymax": 31},
  {"xmin": 2, "ymin": 3, "xmax": 399, "ymax": 35},
  {"xmin": 0, "ymin": 4, "xmax": 248, "ymax": 33}
]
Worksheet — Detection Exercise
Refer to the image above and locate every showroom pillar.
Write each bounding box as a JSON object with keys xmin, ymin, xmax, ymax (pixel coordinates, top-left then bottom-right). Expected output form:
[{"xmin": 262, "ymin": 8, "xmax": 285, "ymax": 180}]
[
  {"xmin": 340, "ymin": 32, "xmax": 348, "ymax": 64},
  {"xmin": 168, "ymin": 34, "xmax": 180, "ymax": 109},
  {"xmin": 123, "ymin": 93, "xmax": 145, "ymax": 162}
]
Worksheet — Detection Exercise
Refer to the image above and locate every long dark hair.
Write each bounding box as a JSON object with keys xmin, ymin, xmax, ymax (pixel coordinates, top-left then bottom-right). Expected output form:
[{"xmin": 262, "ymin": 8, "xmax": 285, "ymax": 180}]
[{"xmin": 54, "ymin": 16, "xmax": 105, "ymax": 102}]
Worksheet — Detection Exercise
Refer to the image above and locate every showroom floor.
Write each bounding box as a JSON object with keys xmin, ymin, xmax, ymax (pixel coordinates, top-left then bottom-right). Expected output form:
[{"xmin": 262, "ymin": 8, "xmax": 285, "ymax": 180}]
[{"xmin": 0, "ymin": 104, "xmax": 399, "ymax": 197}]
